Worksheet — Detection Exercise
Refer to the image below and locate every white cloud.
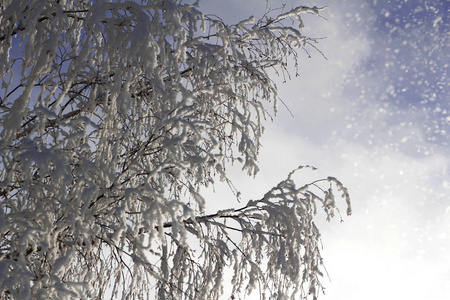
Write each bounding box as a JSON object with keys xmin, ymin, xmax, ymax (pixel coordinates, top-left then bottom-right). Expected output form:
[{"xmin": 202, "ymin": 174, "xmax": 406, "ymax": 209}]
[
  {"xmin": 253, "ymin": 127, "xmax": 450, "ymax": 299},
  {"xmin": 200, "ymin": 1, "xmax": 450, "ymax": 299}
]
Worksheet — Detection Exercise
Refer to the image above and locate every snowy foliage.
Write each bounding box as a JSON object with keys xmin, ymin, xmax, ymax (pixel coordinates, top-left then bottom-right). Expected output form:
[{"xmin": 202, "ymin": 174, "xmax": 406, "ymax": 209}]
[{"xmin": 0, "ymin": 1, "xmax": 350, "ymax": 299}]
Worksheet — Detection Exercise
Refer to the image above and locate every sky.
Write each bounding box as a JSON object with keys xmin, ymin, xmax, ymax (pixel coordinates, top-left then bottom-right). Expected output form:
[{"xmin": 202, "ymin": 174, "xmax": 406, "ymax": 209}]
[
  {"xmin": 1, "ymin": 1, "xmax": 447, "ymax": 299},
  {"xmin": 199, "ymin": 0, "xmax": 450, "ymax": 299}
]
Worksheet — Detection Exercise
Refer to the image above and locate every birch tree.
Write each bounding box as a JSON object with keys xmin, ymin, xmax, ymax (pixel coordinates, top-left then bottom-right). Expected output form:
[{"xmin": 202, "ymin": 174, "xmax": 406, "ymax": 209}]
[{"xmin": 0, "ymin": 0, "xmax": 351, "ymax": 299}]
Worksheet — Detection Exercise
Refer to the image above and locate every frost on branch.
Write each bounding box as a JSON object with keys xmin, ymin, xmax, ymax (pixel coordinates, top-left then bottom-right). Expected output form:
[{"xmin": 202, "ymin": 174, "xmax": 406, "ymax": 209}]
[{"xmin": 0, "ymin": 0, "xmax": 348, "ymax": 299}]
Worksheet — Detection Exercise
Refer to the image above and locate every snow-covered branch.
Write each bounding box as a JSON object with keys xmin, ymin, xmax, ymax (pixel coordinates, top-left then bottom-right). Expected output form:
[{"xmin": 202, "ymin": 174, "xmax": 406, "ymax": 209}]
[{"xmin": 0, "ymin": 1, "xmax": 350, "ymax": 299}]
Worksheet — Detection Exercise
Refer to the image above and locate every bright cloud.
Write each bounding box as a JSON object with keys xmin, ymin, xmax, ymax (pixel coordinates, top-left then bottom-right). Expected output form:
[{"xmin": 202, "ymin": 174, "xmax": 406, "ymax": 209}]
[{"xmin": 201, "ymin": 0, "xmax": 449, "ymax": 299}]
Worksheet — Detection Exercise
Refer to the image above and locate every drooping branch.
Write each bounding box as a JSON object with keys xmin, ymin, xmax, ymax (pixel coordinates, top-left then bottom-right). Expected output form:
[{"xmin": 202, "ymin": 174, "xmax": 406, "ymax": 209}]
[{"xmin": 0, "ymin": 1, "xmax": 350, "ymax": 299}]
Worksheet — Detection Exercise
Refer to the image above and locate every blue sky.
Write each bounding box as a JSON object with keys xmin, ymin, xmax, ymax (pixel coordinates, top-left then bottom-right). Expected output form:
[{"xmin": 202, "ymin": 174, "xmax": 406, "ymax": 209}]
[{"xmin": 200, "ymin": 0, "xmax": 449, "ymax": 299}]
